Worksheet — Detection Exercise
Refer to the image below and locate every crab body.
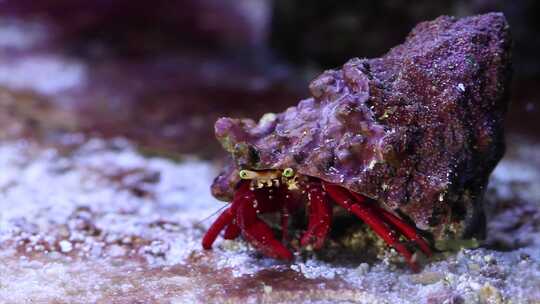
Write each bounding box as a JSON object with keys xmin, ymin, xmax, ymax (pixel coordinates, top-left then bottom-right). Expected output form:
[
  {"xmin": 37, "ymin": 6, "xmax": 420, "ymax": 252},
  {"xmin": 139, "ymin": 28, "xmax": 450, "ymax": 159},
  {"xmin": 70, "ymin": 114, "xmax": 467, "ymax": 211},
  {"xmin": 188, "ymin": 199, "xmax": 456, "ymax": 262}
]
[{"xmin": 203, "ymin": 13, "xmax": 511, "ymax": 271}]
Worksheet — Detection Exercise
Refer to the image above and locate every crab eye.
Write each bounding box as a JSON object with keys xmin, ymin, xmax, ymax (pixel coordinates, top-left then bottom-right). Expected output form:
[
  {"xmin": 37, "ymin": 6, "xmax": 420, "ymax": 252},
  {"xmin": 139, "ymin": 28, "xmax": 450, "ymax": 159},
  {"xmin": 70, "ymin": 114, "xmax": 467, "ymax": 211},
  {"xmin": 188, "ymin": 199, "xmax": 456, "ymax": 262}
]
[
  {"xmin": 239, "ymin": 170, "xmax": 259, "ymax": 179},
  {"xmin": 239, "ymin": 170, "xmax": 250, "ymax": 179},
  {"xmin": 282, "ymin": 168, "xmax": 294, "ymax": 178}
]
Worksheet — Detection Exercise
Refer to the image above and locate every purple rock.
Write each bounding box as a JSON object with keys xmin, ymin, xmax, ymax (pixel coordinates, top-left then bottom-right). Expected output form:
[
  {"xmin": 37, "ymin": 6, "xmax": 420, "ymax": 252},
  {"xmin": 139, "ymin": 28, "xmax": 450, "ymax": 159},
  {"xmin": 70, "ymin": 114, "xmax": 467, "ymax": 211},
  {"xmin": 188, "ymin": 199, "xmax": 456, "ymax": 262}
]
[{"xmin": 212, "ymin": 13, "xmax": 511, "ymax": 239}]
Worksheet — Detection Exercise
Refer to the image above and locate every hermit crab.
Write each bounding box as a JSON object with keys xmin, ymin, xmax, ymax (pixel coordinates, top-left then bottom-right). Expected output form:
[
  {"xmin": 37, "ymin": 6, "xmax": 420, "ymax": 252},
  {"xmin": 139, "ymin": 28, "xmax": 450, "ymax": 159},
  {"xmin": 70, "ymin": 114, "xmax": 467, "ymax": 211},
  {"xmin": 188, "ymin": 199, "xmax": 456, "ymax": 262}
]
[
  {"xmin": 203, "ymin": 167, "xmax": 433, "ymax": 270},
  {"xmin": 202, "ymin": 13, "xmax": 511, "ymax": 270}
]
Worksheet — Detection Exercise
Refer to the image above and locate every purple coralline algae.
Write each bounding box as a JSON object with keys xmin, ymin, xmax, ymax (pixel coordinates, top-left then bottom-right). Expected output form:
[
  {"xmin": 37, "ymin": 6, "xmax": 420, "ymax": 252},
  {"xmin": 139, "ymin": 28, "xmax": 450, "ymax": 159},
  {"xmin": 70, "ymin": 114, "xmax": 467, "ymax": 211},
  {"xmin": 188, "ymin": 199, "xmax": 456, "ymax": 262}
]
[{"xmin": 212, "ymin": 13, "xmax": 511, "ymax": 239}]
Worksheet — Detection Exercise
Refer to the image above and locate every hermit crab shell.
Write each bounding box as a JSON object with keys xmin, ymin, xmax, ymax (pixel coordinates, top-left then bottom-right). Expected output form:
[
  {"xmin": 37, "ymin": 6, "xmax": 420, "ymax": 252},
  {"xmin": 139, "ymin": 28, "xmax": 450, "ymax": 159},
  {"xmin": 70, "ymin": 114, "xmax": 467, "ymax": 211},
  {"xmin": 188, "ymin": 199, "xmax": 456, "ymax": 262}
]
[{"xmin": 211, "ymin": 13, "xmax": 511, "ymax": 240}]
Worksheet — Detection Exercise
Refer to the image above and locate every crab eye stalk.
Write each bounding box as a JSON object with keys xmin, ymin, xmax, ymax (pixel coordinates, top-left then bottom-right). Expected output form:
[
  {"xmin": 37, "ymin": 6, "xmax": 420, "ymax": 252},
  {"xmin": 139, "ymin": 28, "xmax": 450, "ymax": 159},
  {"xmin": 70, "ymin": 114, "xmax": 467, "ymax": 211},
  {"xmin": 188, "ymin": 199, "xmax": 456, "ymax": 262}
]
[
  {"xmin": 239, "ymin": 169, "xmax": 256, "ymax": 179},
  {"xmin": 282, "ymin": 168, "xmax": 295, "ymax": 178}
]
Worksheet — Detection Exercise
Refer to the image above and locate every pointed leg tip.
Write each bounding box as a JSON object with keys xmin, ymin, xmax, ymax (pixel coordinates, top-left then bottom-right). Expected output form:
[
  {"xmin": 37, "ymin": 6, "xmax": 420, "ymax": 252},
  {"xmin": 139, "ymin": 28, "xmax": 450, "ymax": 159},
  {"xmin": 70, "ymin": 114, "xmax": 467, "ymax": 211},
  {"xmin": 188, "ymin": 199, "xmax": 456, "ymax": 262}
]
[
  {"xmin": 279, "ymin": 249, "xmax": 294, "ymax": 261},
  {"xmin": 269, "ymin": 241, "xmax": 294, "ymax": 261},
  {"xmin": 253, "ymin": 241, "xmax": 293, "ymax": 261},
  {"xmin": 201, "ymin": 240, "xmax": 212, "ymax": 250}
]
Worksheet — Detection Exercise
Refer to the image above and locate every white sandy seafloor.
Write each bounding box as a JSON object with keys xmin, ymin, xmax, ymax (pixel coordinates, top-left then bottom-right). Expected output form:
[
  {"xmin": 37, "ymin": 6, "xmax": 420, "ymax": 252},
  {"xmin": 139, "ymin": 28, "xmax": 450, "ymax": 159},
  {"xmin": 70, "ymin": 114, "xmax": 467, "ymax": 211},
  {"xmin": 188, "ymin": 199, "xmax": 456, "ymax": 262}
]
[{"xmin": 0, "ymin": 136, "xmax": 539, "ymax": 304}]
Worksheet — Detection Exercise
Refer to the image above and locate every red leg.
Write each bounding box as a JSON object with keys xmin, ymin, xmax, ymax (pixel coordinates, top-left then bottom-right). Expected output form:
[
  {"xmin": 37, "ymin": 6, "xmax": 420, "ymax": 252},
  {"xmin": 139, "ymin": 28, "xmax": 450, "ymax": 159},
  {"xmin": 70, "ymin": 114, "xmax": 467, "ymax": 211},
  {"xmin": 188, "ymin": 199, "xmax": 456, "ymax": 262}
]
[
  {"xmin": 277, "ymin": 185, "xmax": 300, "ymax": 243},
  {"xmin": 223, "ymin": 222, "xmax": 241, "ymax": 240},
  {"xmin": 300, "ymin": 182, "xmax": 332, "ymax": 249},
  {"xmin": 202, "ymin": 207, "xmax": 234, "ymax": 249},
  {"xmin": 349, "ymin": 192, "xmax": 432, "ymax": 257},
  {"xmin": 324, "ymin": 182, "xmax": 419, "ymax": 271},
  {"xmin": 236, "ymin": 187, "xmax": 293, "ymax": 260}
]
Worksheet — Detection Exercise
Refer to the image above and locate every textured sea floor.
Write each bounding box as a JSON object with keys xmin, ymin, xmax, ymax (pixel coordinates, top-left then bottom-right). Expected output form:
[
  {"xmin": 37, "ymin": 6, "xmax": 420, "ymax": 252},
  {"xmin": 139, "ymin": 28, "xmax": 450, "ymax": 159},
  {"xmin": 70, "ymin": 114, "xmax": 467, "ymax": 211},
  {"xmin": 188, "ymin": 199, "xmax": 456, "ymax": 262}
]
[{"xmin": 0, "ymin": 135, "xmax": 538, "ymax": 304}]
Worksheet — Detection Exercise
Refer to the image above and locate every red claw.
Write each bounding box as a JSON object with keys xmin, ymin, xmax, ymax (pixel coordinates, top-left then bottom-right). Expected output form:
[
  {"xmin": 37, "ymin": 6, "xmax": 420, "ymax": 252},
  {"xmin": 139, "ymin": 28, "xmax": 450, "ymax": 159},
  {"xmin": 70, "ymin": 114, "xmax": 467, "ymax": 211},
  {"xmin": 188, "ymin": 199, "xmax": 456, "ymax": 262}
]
[
  {"xmin": 235, "ymin": 187, "xmax": 293, "ymax": 260},
  {"xmin": 202, "ymin": 207, "xmax": 234, "ymax": 249},
  {"xmin": 203, "ymin": 176, "xmax": 432, "ymax": 271},
  {"xmin": 203, "ymin": 180, "xmax": 293, "ymax": 260},
  {"xmin": 202, "ymin": 181, "xmax": 248, "ymax": 249}
]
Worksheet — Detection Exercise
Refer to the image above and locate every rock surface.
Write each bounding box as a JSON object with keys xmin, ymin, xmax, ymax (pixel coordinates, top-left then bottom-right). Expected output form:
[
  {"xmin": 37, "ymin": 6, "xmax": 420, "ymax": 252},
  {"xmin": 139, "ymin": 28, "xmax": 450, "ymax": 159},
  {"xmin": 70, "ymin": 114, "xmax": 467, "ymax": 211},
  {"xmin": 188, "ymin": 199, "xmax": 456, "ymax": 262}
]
[{"xmin": 213, "ymin": 13, "xmax": 512, "ymax": 239}]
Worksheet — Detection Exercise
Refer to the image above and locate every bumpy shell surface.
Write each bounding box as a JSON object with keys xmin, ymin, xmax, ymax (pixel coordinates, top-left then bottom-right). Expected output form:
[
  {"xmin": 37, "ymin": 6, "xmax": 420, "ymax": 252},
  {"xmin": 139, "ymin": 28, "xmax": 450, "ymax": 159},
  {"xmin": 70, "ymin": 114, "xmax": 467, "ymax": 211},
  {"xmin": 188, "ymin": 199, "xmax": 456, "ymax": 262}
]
[{"xmin": 212, "ymin": 13, "xmax": 511, "ymax": 239}]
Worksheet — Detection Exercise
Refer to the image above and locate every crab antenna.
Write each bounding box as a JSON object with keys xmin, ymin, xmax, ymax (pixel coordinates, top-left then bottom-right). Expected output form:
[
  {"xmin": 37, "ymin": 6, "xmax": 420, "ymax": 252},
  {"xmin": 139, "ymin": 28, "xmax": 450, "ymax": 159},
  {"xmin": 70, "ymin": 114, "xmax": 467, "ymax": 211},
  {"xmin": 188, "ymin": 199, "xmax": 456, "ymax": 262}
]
[{"xmin": 196, "ymin": 203, "xmax": 231, "ymax": 225}]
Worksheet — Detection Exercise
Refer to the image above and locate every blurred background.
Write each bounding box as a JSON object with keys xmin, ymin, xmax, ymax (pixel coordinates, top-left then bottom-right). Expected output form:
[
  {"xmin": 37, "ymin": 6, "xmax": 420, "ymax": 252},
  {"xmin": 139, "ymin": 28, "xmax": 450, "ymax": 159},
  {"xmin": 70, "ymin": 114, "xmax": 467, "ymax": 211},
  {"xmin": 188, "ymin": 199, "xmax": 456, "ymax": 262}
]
[{"xmin": 0, "ymin": 0, "xmax": 537, "ymax": 159}]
